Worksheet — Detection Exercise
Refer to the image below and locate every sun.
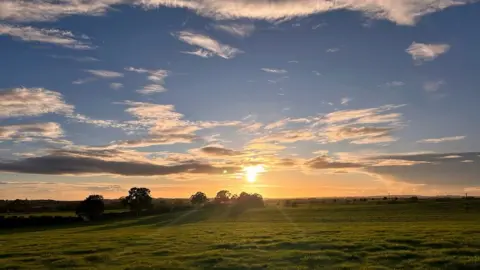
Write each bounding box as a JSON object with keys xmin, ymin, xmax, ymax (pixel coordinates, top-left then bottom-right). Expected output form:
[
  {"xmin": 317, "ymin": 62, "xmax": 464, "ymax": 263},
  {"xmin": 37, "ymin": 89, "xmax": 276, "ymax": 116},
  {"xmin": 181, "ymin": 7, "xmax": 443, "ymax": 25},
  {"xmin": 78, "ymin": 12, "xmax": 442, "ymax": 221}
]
[{"xmin": 244, "ymin": 165, "xmax": 266, "ymax": 183}]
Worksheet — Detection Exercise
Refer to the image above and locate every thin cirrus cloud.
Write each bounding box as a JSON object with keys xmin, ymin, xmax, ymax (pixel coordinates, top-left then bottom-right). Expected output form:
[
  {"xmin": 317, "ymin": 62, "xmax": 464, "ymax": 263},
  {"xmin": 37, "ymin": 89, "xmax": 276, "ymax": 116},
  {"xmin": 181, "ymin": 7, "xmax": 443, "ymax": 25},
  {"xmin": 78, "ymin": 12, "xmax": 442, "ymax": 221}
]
[
  {"xmin": 0, "ymin": 122, "xmax": 63, "ymax": 141},
  {"xmin": 173, "ymin": 31, "xmax": 243, "ymax": 59},
  {"xmin": 261, "ymin": 68, "xmax": 288, "ymax": 74},
  {"xmin": 109, "ymin": 83, "xmax": 124, "ymax": 90},
  {"xmin": 423, "ymin": 80, "xmax": 445, "ymax": 92},
  {"xmin": 417, "ymin": 136, "xmax": 466, "ymax": 143},
  {"xmin": 1, "ymin": 0, "xmax": 477, "ymax": 26},
  {"xmin": 0, "ymin": 23, "xmax": 93, "ymax": 50},
  {"xmin": 212, "ymin": 22, "xmax": 255, "ymax": 38},
  {"xmin": 326, "ymin": 48, "xmax": 340, "ymax": 53},
  {"xmin": 73, "ymin": 69, "xmax": 124, "ymax": 85},
  {"xmin": 406, "ymin": 42, "xmax": 450, "ymax": 62},
  {"xmin": 125, "ymin": 67, "xmax": 170, "ymax": 94},
  {"xmin": 0, "ymin": 87, "xmax": 74, "ymax": 118}
]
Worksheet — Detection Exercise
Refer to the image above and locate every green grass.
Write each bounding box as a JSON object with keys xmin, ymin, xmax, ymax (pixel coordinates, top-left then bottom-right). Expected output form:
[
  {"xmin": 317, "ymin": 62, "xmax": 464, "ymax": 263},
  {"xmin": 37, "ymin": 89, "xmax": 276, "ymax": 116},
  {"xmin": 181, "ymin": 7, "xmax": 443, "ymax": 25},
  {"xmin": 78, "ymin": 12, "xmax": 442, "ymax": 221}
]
[
  {"xmin": 2, "ymin": 209, "xmax": 127, "ymax": 217},
  {"xmin": 1, "ymin": 201, "xmax": 480, "ymax": 269}
]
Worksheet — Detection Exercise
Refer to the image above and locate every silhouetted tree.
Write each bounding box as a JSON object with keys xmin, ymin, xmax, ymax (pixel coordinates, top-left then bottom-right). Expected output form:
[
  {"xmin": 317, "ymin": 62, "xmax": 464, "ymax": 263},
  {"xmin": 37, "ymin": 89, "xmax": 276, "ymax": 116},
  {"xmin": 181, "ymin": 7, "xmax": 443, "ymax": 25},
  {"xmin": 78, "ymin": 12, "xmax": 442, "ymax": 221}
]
[
  {"xmin": 76, "ymin": 195, "xmax": 105, "ymax": 220},
  {"xmin": 190, "ymin": 192, "xmax": 208, "ymax": 206},
  {"xmin": 123, "ymin": 187, "xmax": 153, "ymax": 212},
  {"xmin": 214, "ymin": 190, "xmax": 231, "ymax": 204},
  {"xmin": 383, "ymin": 197, "xmax": 388, "ymax": 200}
]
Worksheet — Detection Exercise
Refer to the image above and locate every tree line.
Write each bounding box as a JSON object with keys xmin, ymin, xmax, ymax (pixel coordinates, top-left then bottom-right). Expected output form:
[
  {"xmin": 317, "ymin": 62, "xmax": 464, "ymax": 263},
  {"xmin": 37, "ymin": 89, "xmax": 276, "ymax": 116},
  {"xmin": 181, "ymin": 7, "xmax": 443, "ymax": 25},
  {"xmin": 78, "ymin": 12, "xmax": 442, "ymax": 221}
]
[{"xmin": 0, "ymin": 187, "xmax": 264, "ymax": 229}]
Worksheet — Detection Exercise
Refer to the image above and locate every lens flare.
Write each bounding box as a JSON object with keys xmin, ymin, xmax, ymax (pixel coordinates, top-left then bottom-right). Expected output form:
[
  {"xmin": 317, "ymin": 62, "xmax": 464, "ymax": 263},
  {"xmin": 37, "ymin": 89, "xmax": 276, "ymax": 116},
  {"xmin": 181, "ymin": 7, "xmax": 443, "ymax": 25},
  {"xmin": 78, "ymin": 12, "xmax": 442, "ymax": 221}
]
[{"xmin": 244, "ymin": 165, "xmax": 265, "ymax": 183}]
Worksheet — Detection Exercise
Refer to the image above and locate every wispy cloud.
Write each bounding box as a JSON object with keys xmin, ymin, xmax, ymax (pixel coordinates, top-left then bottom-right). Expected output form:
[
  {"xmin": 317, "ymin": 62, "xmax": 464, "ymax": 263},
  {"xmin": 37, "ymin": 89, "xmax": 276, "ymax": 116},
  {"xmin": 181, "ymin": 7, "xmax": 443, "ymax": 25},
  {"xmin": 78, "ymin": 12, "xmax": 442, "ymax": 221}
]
[
  {"xmin": 213, "ymin": 22, "xmax": 255, "ymax": 38},
  {"xmin": 384, "ymin": 81, "xmax": 405, "ymax": 88},
  {"xmin": 0, "ymin": 122, "xmax": 63, "ymax": 141},
  {"xmin": 423, "ymin": 80, "xmax": 445, "ymax": 92},
  {"xmin": 406, "ymin": 42, "xmax": 450, "ymax": 62},
  {"xmin": 181, "ymin": 49, "xmax": 214, "ymax": 58},
  {"xmin": 262, "ymin": 68, "xmax": 288, "ymax": 74},
  {"xmin": 86, "ymin": 69, "xmax": 123, "ymax": 78},
  {"xmin": 125, "ymin": 67, "xmax": 170, "ymax": 94},
  {"xmin": 312, "ymin": 71, "xmax": 321, "ymax": 76},
  {"xmin": 109, "ymin": 83, "xmax": 123, "ymax": 90},
  {"xmin": 174, "ymin": 31, "xmax": 242, "ymax": 59},
  {"xmin": 417, "ymin": 136, "xmax": 466, "ymax": 143},
  {"xmin": 341, "ymin": 97, "xmax": 352, "ymax": 105},
  {"xmin": 1, "ymin": 0, "xmax": 476, "ymax": 26},
  {"xmin": 326, "ymin": 48, "xmax": 340, "ymax": 53},
  {"xmin": 137, "ymin": 84, "xmax": 167, "ymax": 95},
  {"xmin": 50, "ymin": 55, "xmax": 99, "ymax": 62},
  {"xmin": 0, "ymin": 87, "xmax": 74, "ymax": 118},
  {"xmin": 0, "ymin": 23, "xmax": 93, "ymax": 50}
]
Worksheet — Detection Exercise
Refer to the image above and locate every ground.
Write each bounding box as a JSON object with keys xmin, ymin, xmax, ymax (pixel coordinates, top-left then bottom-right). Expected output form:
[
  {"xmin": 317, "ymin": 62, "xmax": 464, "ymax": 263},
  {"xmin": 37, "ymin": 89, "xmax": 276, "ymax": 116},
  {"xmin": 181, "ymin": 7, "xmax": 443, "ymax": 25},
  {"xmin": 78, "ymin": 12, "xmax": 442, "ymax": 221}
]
[{"xmin": 1, "ymin": 201, "xmax": 480, "ymax": 269}]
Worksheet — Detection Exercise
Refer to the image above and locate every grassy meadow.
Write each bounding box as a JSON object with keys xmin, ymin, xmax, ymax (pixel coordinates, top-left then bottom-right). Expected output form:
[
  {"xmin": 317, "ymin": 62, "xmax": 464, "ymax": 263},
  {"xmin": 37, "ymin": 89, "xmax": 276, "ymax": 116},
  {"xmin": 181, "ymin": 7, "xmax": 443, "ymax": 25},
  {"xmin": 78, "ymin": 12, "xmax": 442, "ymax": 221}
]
[{"xmin": 1, "ymin": 200, "xmax": 480, "ymax": 269}]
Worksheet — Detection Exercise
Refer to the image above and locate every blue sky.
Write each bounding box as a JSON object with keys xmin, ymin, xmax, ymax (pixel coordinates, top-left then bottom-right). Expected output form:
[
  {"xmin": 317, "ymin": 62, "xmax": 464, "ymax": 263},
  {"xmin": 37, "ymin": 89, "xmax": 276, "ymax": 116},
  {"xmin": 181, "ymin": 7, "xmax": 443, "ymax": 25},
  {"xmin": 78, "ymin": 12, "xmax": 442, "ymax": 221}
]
[{"xmin": 1, "ymin": 0, "xmax": 480, "ymax": 200}]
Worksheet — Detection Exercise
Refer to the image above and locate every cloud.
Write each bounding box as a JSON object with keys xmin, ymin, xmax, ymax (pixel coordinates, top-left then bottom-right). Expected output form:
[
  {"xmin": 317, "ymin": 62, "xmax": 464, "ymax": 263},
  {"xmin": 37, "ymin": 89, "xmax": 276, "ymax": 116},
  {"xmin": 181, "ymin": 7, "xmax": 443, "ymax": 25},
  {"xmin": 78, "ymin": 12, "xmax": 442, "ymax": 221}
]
[
  {"xmin": 50, "ymin": 55, "xmax": 100, "ymax": 62},
  {"xmin": 110, "ymin": 83, "xmax": 124, "ymax": 90},
  {"xmin": 423, "ymin": 80, "xmax": 445, "ymax": 92},
  {"xmin": 173, "ymin": 31, "xmax": 242, "ymax": 59},
  {"xmin": 312, "ymin": 71, "xmax": 321, "ymax": 76},
  {"xmin": 198, "ymin": 146, "xmax": 244, "ymax": 157},
  {"xmin": 125, "ymin": 67, "xmax": 169, "ymax": 82},
  {"xmin": 252, "ymin": 129, "xmax": 317, "ymax": 144},
  {"xmin": 366, "ymin": 152, "xmax": 480, "ymax": 186},
  {"xmin": 138, "ymin": 0, "xmax": 476, "ymax": 26},
  {"xmin": 326, "ymin": 125, "xmax": 396, "ymax": 145},
  {"xmin": 137, "ymin": 84, "xmax": 167, "ymax": 94},
  {"xmin": 0, "ymin": 23, "xmax": 93, "ymax": 50},
  {"xmin": 262, "ymin": 68, "xmax": 288, "ymax": 74},
  {"xmin": 0, "ymin": 149, "xmax": 241, "ymax": 176},
  {"xmin": 264, "ymin": 118, "xmax": 311, "ymax": 130},
  {"xmin": 213, "ymin": 22, "xmax": 255, "ymax": 37},
  {"xmin": 108, "ymin": 135, "xmax": 200, "ymax": 148},
  {"xmin": 305, "ymin": 155, "xmax": 363, "ymax": 170},
  {"xmin": 341, "ymin": 97, "xmax": 352, "ymax": 105},
  {"xmin": 240, "ymin": 122, "xmax": 263, "ymax": 133},
  {"xmin": 0, "ymin": 0, "xmax": 125, "ymax": 22},
  {"xmin": 181, "ymin": 49, "xmax": 214, "ymax": 58},
  {"xmin": 125, "ymin": 67, "xmax": 170, "ymax": 94},
  {"xmin": 86, "ymin": 69, "xmax": 123, "ymax": 78},
  {"xmin": 384, "ymin": 81, "xmax": 405, "ymax": 87},
  {"xmin": 321, "ymin": 104, "xmax": 404, "ymax": 124},
  {"xmin": 326, "ymin": 48, "xmax": 340, "ymax": 53},
  {"xmin": 0, "ymin": 122, "xmax": 63, "ymax": 141},
  {"xmin": 417, "ymin": 136, "xmax": 465, "ymax": 143},
  {"xmin": 0, "ymin": 87, "xmax": 74, "ymax": 118},
  {"xmin": 406, "ymin": 42, "xmax": 450, "ymax": 62}
]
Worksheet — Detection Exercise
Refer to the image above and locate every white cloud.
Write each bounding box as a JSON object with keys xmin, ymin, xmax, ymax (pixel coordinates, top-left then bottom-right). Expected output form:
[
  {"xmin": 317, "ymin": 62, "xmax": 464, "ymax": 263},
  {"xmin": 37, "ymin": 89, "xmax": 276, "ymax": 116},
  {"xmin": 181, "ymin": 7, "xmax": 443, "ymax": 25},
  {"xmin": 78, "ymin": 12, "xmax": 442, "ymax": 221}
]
[
  {"xmin": 240, "ymin": 122, "xmax": 263, "ymax": 133},
  {"xmin": 326, "ymin": 48, "xmax": 340, "ymax": 53},
  {"xmin": 341, "ymin": 97, "xmax": 352, "ymax": 105},
  {"xmin": 2, "ymin": 0, "xmax": 476, "ymax": 26},
  {"xmin": 86, "ymin": 69, "xmax": 124, "ymax": 78},
  {"xmin": 174, "ymin": 31, "xmax": 242, "ymax": 59},
  {"xmin": 50, "ymin": 55, "xmax": 99, "ymax": 62},
  {"xmin": 213, "ymin": 22, "xmax": 255, "ymax": 37},
  {"xmin": 137, "ymin": 84, "xmax": 167, "ymax": 95},
  {"xmin": 385, "ymin": 81, "xmax": 405, "ymax": 87},
  {"xmin": 417, "ymin": 136, "xmax": 466, "ymax": 143},
  {"xmin": 423, "ymin": 80, "xmax": 445, "ymax": 92},
  {"xmin": 0, "ymin": 122, "xmax": 63, "ymax": 141},
  {"xmin": 322, "ymin": 104, "xmax": 404, "ymax": 124},
  {"xmin": 0, "ymin": 87, "xmax": 74, "ymax": 118},
  {"xmin": 137, "ymin": 0, "xmax": 476, "ymax": 26},
  {"xmin": 181, "ymin": 49, "xmax": 214, "ymax": 58},
  {"xmin": 0, "ymin": 23, "xmax": 93, "ymax": 50},
  {"xmin": 406, "ymin": 42, "xmax": 450, "ymax": 62},
  {"xmin": 312, "ymin": 71, "xmax": 322, "ymax": 76},
  {"xmin": 110, "ymin": 83, "xmax": 124, "ymax": 90},
  {"xmin": 262, "ymin": 68, "xmax": 288, "ymax": 74}
]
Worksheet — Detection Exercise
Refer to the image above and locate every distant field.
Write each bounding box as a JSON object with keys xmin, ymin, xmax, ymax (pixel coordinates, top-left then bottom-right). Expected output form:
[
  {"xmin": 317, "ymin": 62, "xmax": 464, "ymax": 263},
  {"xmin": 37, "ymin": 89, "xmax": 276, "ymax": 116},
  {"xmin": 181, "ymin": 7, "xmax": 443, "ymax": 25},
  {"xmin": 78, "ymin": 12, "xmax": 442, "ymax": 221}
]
[
  {"xmin": 1, "ymin": 201, "xmax": 480, "ymax": 269},
  {"xmin": 2, "ymin": 209, "xmax": 126, "ymax": 217}
]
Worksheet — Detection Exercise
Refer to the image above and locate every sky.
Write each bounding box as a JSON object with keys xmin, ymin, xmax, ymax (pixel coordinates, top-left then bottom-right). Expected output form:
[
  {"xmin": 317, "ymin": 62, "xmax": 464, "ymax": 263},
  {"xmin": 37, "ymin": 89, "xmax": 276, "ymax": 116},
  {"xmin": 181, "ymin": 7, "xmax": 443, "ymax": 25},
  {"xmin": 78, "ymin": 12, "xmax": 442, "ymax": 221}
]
[{"xmin": 1, "ymin": 0, "xmax": 480, "ymax": 200}]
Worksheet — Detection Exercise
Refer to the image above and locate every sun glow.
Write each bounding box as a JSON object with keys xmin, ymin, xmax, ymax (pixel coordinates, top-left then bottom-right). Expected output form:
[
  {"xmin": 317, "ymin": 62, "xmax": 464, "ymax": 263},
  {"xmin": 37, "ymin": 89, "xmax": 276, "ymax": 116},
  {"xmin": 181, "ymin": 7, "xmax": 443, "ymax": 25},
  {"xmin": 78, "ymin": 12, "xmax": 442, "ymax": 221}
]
[{"xmin": 244, "ymin": 165, "xmax": 266, "ymax": 183}]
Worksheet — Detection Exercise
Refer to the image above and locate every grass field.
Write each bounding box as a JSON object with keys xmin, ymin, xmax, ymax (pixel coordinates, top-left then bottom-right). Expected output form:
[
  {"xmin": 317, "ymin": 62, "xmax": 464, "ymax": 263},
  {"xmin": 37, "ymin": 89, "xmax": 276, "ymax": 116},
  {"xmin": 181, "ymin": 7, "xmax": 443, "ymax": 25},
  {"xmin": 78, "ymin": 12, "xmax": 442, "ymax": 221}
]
[{"xmin": 1, "ymin": 201, "xmax": 480, "ymax": 269}]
